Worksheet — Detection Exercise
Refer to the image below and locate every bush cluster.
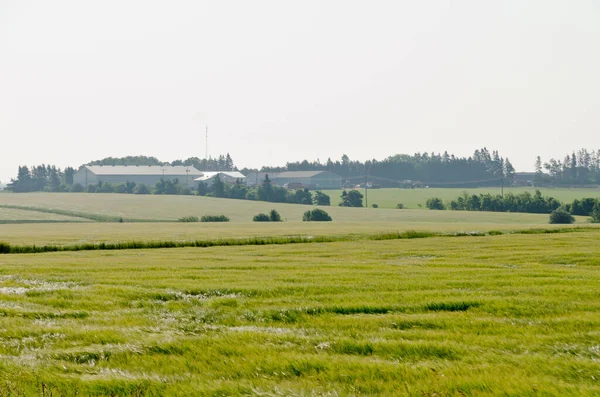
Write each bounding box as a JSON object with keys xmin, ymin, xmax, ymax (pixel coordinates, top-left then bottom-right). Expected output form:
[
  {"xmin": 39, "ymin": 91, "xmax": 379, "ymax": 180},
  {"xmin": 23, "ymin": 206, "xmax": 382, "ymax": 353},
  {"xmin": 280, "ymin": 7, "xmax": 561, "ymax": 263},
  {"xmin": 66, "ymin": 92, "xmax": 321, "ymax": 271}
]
[
  {"xmin": 253, "ymin": 210, "xmax": 282, "ymax": 222},
  {"xmin": 425, "ymin": 197, "xmax": 445, "ymax": 210},
  {"xmin": 303, "ymin": 209, "xmax": 332, "ymax": 222},
  {"xmin": 200, "ymin": 215, "xmax": 230, "ymax": 222},
  {"xmin": 549, "ymin": 209, "xmax": 575, "ymax": 224},
  {"xmin": 426, "ymin": 190, "xmax": 562, "ymax": 214},
  {"xmin": 178, "ymin": 216, "xmax": 199, "ymax": 222}
]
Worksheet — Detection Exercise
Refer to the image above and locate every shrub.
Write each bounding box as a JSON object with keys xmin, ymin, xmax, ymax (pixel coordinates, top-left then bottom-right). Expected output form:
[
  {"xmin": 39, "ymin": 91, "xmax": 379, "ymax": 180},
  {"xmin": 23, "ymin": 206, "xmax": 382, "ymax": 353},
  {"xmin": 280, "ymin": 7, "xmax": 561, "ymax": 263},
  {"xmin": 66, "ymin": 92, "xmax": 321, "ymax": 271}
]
[
  {"xmin": 570, "ymin": 198, "xmax": 599, "ymax": 216},
  {"xmin": 133, "ymin": 183, "xmax": 150, "ymax": 194},
  {"xmin": 396, "ymin": 203, "xmax": 404, "ymax": 209},
  {"xmin": 200, "ymin": 215, "xmax": 230, "ymax": 222},
  {"xmin": 313, "ymin": 191, "xmax": 331, "ymax": 206},
  {"xmin": 303, "ymin": 209, "xmax": 332, "ymax": 222},
  {"xmin": 71, "ymin": 183, "xmax": 84, "ymax": 193},
  {"xmin": 589, "ymin": 202, "xmax": 600, "ymax": 223},
  {"xmin": 253, "ymin": 213, "xmax": 271, "ymax": 222},
  {"xmin": 549, "ymin": 209, "xmax": 575, "ymax": 224},
  {"xmin": 426, "ymin": 197, "xmax": 445, "ymax": 210},
  {"xmin": 340, "ymin": 190, "xmax": 363, "ymax": 207},
  {"xmin": 179, "ymin": 216, "xmax": 199, "ymax": 222},
  {"xmin": 371, "ymin": 204, "xmax": 378, "ymax": 208},
  {"xmin": 269, "ymin": 209, "xmax": 282, "ymax": 222},
  {"xmin": 0, "ymin": 242, "xmax": 10, "ymax": 254}
]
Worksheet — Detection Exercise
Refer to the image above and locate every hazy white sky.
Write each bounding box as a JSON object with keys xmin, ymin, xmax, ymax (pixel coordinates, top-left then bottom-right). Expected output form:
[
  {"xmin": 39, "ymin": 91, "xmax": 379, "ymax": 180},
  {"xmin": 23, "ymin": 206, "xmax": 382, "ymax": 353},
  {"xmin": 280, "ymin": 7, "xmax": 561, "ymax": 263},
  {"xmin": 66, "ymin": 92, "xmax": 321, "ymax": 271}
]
[{"xmin": 1, "ymin": 0, "xmax": 599, "ymax": 182}]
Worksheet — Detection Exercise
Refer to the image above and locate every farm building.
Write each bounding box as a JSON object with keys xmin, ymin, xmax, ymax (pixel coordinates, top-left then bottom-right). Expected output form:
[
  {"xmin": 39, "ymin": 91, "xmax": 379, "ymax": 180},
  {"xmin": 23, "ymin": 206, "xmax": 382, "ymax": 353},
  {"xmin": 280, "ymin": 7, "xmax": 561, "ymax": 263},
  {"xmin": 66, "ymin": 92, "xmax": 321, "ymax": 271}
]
[
  {"xmin": 194, "ymin": 171, "xmax": 246, "ymax": 186},
  {"xmin": 513, "ymin": 172, "xmax": 537, "ymax": 186},
  {"xmin": 245, "ymin": 171, "xmax": 342, "ymax": 189},
  {"xmin": 274, "ymin": 171, "xmax": 341, "ymax": 190},
  {"xmin": 245, "ymin": 172, "xmax": 279, "ymax": 187},
  {"xmin": 73, "ymin": 165, "xmax": 203, "ymax": 188}
]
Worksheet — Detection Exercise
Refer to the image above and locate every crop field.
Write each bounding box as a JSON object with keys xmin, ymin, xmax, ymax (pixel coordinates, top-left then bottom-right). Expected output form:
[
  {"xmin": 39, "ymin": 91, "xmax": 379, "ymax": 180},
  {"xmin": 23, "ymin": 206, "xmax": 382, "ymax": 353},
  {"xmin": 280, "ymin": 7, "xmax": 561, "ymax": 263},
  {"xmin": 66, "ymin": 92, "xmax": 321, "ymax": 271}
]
[
  {"xmin": 1, "ymin": 193, "xmax": 599, "ymax": 395},
  {"xmin": 1, "ymin": 231, "xmax": 600, "ymax": 395},
  {"xmin": 324, "ymin": 187, "xmax": 600, "ymax": 209},
  {"xmin": 0, "ymin": 193, "xmax": 594, "ymax": 247}
]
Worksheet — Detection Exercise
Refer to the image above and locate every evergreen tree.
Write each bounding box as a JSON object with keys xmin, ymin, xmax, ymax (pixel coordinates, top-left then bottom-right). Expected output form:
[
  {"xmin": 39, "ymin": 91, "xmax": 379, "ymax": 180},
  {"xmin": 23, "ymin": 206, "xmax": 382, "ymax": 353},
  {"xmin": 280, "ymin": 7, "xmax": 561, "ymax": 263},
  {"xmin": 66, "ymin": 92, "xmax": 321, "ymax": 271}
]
[{"xmin": 213, "ymin": 175, "xmax": 225, "ymax": 197}]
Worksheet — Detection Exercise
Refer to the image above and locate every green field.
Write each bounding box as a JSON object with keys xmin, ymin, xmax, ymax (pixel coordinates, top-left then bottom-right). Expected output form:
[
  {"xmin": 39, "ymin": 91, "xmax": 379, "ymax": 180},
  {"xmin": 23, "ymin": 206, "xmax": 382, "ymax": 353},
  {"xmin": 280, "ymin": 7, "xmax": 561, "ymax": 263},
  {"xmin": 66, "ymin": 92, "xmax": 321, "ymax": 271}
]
[
  {"xmin": 2, "ymin": 231, "xmax": 600, "ymax": 395},
  {"xmin": 325, "ymin": 187, "xmax": 600, "ymax": 208},
  {"xmin": 1, "ymin": 193, "xmax": 600, "ymax": 395},
  {"xmin": 0, "ymin": 193, "xmax": 594, "ymax": 246}
]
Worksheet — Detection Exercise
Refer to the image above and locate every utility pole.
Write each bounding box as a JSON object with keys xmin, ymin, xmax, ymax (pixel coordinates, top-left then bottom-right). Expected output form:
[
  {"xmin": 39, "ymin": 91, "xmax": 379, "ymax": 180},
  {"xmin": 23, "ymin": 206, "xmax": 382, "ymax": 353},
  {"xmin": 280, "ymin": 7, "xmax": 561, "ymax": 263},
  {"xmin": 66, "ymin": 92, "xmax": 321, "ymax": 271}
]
[
  {"xmin": 205, "ymin": 124, "xmax": 208, "ymax": 161},
  {"xmin": 365, "ymin": 174, "xmax": 368, "ymax": 208},
  {"xmin": 364, "ymin": 162, "xmax": 369, "ymax": 208}
]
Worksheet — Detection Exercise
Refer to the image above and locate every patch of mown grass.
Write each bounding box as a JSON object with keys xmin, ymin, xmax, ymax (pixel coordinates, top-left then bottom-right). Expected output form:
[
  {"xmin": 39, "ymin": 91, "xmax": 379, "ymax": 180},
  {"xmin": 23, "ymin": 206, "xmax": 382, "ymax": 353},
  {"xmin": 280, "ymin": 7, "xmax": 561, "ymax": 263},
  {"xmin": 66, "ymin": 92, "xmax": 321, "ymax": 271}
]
[
  {"xmin": 380, "ymin": 341, "xmax": 459, "ymax": 360},
  {"xmin": 0, "ymin": 204, "xmax": 168, "ymax": 223},
  {"xmin": 332, "ymin": 340, "xmax": 374, "ymax": 356},
  {"xmin": 391, "ymin": 320, "xmax": 444, "ymax": 330},
  {"xmin": 326, "ymin": 305, "xmax": 395, "ymax": 315},
  {"xmin": 52, "ymin": 351, "xmax": 111, "ymax": 365},
  {"xmin": 146, "ymin": 344, "xmax": 190, "ymax": 356},
  {"xmin": 0, "ymin": 308, "xmax": 89, "ymax": 319},
  {"xmin": 371, "ymin": 230, "xmax": 437, "ymax": 240},
  {"xmin": 0, "ymin": 220, "xmax": 88, "ymax": 224},
  {"xmin": 425, "ymin": 301, "xmax": 481, "ymax": 312}
]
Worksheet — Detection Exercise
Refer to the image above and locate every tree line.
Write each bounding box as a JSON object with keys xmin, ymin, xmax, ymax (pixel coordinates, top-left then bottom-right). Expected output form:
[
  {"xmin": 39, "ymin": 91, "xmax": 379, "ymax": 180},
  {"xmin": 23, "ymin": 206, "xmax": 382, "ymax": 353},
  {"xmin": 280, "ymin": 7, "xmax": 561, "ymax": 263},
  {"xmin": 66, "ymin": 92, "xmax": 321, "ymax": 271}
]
[
  {"xmin": 202, "ymin": 175, "xmax": 335, "ymax": 206},
  {"xmin": 426, "ymin": 190, "xmax": 600, "ymax": 221},
  {"xmin": 90, "ymin": 154, "xmax": 236, "ymax": 172},
  {"xmin": 9, "ymin": 165, "xmax": 76, "ymax": 193},
  {"xmin": 535, "ymin": 149, "xmax": 600, "ymax": 186},
  {"xmin": 8, "ymin": 147, "xmax": 600, "ymax": 195},
  {"xmin": 256, "ymin": 148, "xmax": 515, "ymax": 187}
]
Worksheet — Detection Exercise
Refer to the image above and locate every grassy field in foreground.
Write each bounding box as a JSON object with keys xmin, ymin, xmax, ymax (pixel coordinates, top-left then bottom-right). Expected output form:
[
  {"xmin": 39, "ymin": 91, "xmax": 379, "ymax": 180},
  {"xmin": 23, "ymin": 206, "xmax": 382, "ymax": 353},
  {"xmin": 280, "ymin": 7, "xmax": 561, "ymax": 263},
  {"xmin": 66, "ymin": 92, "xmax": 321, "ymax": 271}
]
[
  {"xmin": 325, "ymin": 186, "xmax": 600, "ymax": 208},
  {"xmin": 2, "ymin": 231, "xmax": 600, "ymax": 395}
]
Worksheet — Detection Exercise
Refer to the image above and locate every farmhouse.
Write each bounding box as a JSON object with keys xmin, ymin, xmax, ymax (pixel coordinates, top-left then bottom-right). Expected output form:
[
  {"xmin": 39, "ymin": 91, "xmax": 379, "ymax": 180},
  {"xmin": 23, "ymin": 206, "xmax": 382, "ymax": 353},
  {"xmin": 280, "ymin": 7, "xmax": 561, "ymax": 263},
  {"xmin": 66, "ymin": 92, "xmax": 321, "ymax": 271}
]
[
  {"xmin": 274, "ymin": 171, "xmax": 341, "ymax": 190},
  {"xmin": 194, "ymin": 171, "xmax": 246, "ymax": 186},
  {"xmin": 73, "ymin": 165, "xmax": 203, "ymax": 188}
]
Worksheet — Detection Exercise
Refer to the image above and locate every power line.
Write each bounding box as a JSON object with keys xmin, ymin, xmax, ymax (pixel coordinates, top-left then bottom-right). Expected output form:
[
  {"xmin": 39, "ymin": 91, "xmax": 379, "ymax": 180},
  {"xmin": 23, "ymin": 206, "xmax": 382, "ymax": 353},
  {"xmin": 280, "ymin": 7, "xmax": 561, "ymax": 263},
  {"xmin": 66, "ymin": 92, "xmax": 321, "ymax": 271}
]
[{"xmin": 342, "ymin": 174, "xmax": 506, "ymax": 187}]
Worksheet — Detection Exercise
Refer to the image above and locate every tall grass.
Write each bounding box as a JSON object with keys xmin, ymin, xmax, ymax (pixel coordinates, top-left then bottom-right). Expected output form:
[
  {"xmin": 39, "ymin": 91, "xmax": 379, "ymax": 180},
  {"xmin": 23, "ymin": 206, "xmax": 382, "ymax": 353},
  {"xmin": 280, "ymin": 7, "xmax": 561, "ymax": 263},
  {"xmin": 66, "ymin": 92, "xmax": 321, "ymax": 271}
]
[{"xmin": 2, "ymin": 231, "xmax": 600, "ymax": 395}]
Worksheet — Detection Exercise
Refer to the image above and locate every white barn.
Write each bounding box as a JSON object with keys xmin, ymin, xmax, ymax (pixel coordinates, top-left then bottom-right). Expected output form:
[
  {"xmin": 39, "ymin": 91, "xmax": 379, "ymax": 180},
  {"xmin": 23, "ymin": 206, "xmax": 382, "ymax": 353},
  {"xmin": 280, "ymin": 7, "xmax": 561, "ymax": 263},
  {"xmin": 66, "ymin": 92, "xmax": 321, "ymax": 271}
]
[{"xmin": 73, "ymin": 165, "xmax": 203, "ymax": 188}]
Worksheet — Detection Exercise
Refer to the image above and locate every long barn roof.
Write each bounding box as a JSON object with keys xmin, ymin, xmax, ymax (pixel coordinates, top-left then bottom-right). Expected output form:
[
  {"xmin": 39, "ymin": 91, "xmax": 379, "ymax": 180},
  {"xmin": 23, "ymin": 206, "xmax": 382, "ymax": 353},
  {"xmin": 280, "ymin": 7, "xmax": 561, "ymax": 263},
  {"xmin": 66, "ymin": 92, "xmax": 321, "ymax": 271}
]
[
  {"xmin": 275, "ymin": 171, "xmax": 339, "ymax": 178},
  {"xmin": 82, "ymin": 165, "xmax": 202, "ymax": 176}
]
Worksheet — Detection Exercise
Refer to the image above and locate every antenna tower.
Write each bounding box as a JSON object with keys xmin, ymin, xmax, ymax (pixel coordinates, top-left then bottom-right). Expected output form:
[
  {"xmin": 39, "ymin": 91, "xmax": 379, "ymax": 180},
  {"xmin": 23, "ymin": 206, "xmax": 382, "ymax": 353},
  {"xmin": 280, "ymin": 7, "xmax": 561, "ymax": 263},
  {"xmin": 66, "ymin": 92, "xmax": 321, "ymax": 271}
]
[{"xmin": 205, "ymin": 124, "xmax": 208, "ymax": 160}]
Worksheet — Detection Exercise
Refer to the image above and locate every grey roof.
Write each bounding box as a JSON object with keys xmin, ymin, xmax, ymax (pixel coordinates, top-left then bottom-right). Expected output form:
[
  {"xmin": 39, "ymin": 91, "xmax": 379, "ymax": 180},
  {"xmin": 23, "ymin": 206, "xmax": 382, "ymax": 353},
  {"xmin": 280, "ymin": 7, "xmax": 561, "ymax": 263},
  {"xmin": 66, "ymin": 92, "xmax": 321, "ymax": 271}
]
[
  {"xmin": 245, "ymin": 172, "xmax": 279, "ymax": 182},
  {"xmin": 82, "ymin": 165, "xmax": 202, "ymax": 176},
  {"xmin": 275, "ymin": 171, "xmax": 338, "ymax": 178}
]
